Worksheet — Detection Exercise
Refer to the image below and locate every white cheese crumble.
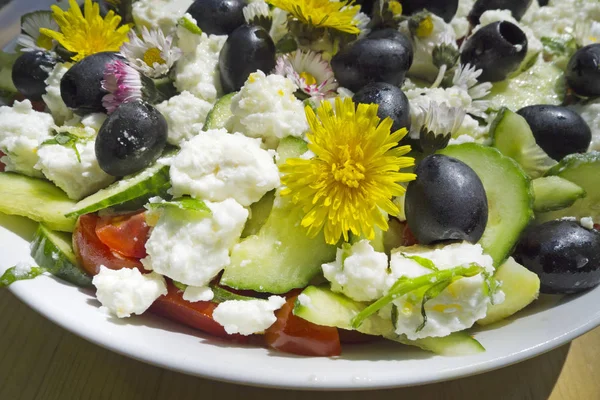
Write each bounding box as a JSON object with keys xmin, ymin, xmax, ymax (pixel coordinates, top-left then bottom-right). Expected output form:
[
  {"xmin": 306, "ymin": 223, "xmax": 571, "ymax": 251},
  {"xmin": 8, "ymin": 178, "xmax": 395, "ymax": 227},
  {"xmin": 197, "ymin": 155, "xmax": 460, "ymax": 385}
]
[
  {"xmin": 169, "ymin": 129, "xmax": 280, "ymax": 206},
  {"xmin": 142, "ymin": 199, "xmax": 249, "ymax": 287},
  {"xmin": 322, "ymin": 240, "xmax": 393, "ymax": 302},
  {"xmin": 389, "ymin": 242, "xmax": 497, "ymax": 340},
  {"xmin": 156, "ymin": 91, "xmax": 213, "ymax": 146},
  {"xmin": 42, "ymin": 63, "xmax": 73, "ymax": 125},
  {"xmin": 35, "ymin": 140, "xmax": 116, "ymax": 200},
  {"xmin": 174, "ymin": 33, "xmax": 227, "ymax": 104},
  {"xmin": 0, "ymin": 100, "xmax": 54, "ymax": 177},
  {"xmin": 451, "ymin": 0, "xmax": 475, "ymax": 39},
  {"xmin": 569, "ymin": 99, "xmax": 600, "ymax": 152},
  {"xmin": 212, "ymin": 296, "xmax": 286, "ymax": 335},
  {"xmin": 581, "ymin": 217, "xmax": 595, "ymax": 230},
  {"xmin": 80, "ymin": 113, "xmax": 108, "ymax": 132},
  {"xmin": 12, "ymin": 261, "xmax": 35, "ymax": 278},
  {"xmin": 176, "ymin": 14, "xmax": 203, "ymax": 53},
  {"xmin": 132, "ymin": 0, "xmax": 194, "ymax": 34},
  {"xmin": 92, "ymin": 266, "xmax": 168, "ymax": 318},
  {"xmin": 297, "ymin": 293, "xmax": 312, "ymax": 308},
  {"xmin": 229, "ymin": 71, "xmax": 308, "ymax": 148},
  {"xmin": 182, "ymin": 286, "xmax": 215, "ymax": 302}
]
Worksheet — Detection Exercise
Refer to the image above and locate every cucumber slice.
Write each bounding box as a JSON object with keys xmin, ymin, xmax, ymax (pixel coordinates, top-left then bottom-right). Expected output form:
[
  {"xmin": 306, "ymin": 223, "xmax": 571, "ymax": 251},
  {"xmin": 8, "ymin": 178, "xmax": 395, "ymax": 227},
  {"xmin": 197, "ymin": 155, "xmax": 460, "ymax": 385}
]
[
  {"xmin": 491, "ymin": 108, "xmax": 557, "ymax": 178},
  {"xmin": 0, "ymin": 51, "xmax": 18, "ymax": 96},
  {"xmin": 477, "ymin": 257, "xmax": 540, "ymax": 326},
  {"xmin": 0, "ymin": 172, "xmax": 76, "ymax": 232},
  {"xmin": 30, "ymin": 224, "xmax": 92, "ymax": 287},
  {"xmin": 532, "ymin": 176, "xmax": 586, "ymax": 213},
  {"xmin": 242, "ymin": 190, "xmax": 275, "ymax": 238},
  {"xmin": 294, "ymin": 286, "xmax": 485, "ymax": 356},
  {"xmin": 66, "ymin": 158, "xmax": 172, "ymax": 217},
  {"xmin": 203, "ymin": 92, "xmax": 236, "ymax": 131},
  {"xmin": 537, "ymin": 152, "xmax": 600, "ymax": 222},
  {"xmin": 484, "ymin": 61, "xmax": 565, "ymax": 111},
  {"xmin": 276, "ymin": 136, "xmax": 309, "ymax": 164},
  {"xmin": 438, "ymin": 144, "xmax": 534, "ymax": 266}
]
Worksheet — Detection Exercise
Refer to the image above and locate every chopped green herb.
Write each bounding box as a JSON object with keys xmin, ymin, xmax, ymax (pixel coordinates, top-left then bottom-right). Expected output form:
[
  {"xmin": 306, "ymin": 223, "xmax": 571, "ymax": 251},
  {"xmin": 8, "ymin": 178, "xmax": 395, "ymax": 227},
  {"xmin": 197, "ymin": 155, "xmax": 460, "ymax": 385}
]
[
  {"xmin": 178, "ymin": 16, "xmax": 202, "ymax": 35},
  {"xmin": 173, "ymin": 280, "xmax": 187, "ymax": 291},
  {"xmin": 0, "ymin": 264, "xmax": 47, "ymax": 288},
  {"xmin": 402, "ymin": 254, "xmax": 438, "ymax": 271}
]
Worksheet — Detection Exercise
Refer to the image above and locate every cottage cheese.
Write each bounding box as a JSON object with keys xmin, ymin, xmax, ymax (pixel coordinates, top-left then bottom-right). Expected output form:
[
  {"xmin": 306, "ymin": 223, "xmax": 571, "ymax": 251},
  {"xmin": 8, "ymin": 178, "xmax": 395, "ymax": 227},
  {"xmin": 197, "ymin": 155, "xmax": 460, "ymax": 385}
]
[
  {"xmin": 581, "ymin": 217, "xmax": 595, "ymax": 230},
  {"xmin": 92, "ymin": 266, "xmax": 168, "ymax": 318},
  {"xmin": 35, "ymin": 139, "xmax": 115, "ymax": 201},
  {"xmin": 170, "ymin": 129, "xmax": 280, "ymax": 206},
  {"xmin": 142, "ymin": 199, "xmax": 249, "ymax": 287},
  {"xmin": 156, "ymin": 91, "xmax": 213, "ymax": 146},
  {"xmin": 322, "ymin": 240, "xmax": 392, "ymax": 302},
  {"xmin": 451, "ymin": 0, "xmax": 475, "ymax": 39},
  {"xmin": 80, "ymin": 113, "xmax": 108, "ymax": 132},
  {"xmin": 42, "ymin": 63, "xmax": 72, "ymax": 125},
  {"xmin": 183, "ymin": 286, "xmax": 214, "ymax": 302},
  {"xmin": 389, "ymin": 242, "xmax": 497, "ymax": 340},
  {"xmin": 174, "ymin": 33, "xmax": 227, "ymax": 104},
  {"xmin": 569, "ymin": 99, "xmax": 600, "ymax": 152},
  {"xmin": 229, "ymin": 71, "xmax": 308, "ymax": 148},
  {"xmin": 132, "ymin": 0, "xmax": 194, "ymax": 34},
  {"xmin": 0, "ymin": 100, "xmax": 54, "ymax": 177},
  {"xmin": 212, "ymin": 296, "xmax": 286, "ymax": 335}
]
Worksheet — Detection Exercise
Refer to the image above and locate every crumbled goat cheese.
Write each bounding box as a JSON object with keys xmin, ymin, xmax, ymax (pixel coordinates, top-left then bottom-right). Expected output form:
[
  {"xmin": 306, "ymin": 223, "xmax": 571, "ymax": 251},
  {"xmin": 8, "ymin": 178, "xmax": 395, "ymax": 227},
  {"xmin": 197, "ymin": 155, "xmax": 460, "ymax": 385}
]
[
  {"xmin": 451, "ymin": 0, "xmax": 475, "ymax": 38},
  {"xmin": 42, "ymin": 63, "xmax": 73, "ymax": 125},
  {"xmin": 142, "ymin": 199, "xmax": 249, "ymax": 287},
  {"xmin": 0, "ymin": 100, "xmax": 54, "ymax": 177},
  {"xmin": 522, "ymin": 0, "xmax": 600, "ymax": 42},
  {"xmin": 12, "ymin": 261, "xmax": 35, "ymax": 278},
  {"xmin": 212, "ymin": 296, "xmax": 286, "ymax": 335},
  {"xmin": 92, "ymin": 266, "xmax": 168, "ymax": 318},
  {"xmin": 297, "ymin": 293, "xmax": 312, "ymax": 308},
  {"xmin": 156, "ymin": 91, "xmax": 213, "ymax": 146},
  {"xmin": 80, "ymin": 113, "xmax": 108, "ymax": 132},
  {"xmin": 183, "ymin": 286, "xmax": 215, "ymax": 302},
  {"xmin": 132, "ymin": 0, "xmax": 194, "ymax": 34},
  {"xmin": 229, "ymin": 71, "xmax": 308, "ymax": 148},
  {"xmin": 569, "ymin": 99, "xmax": 600, "ymax": 152},
  {"xmin": 170, "ymin": 129, "xmax": 280, "ymax": 206},
  {"xmin": 581, "ymin": 217, "xmax": 595, "ymax": 230}
]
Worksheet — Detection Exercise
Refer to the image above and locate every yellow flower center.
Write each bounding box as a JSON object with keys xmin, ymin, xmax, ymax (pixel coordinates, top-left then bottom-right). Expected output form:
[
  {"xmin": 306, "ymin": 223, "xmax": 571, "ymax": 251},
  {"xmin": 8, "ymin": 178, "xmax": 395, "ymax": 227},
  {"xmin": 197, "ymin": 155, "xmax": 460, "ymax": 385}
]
[
  {"xmin": 333, "ymin": 160, "xmax": 365, "ymax": 188},
  {"xmin": 388, "ymin": 1, "xmax": 403, "ymax": 16},
  {"xmin": 299, "ymin": 71, "xmax": 317, "ymax": 86},
  {"xmin": 143, "ymin": 47, "xmax": 166, "ymax": 66},
  {"xmin": 416, "ymin": 16, "xmax": 434, "ymax": 38},
  {"xmin": 36, "ymin": 33, "xmax": 54, "ymax": 50}
]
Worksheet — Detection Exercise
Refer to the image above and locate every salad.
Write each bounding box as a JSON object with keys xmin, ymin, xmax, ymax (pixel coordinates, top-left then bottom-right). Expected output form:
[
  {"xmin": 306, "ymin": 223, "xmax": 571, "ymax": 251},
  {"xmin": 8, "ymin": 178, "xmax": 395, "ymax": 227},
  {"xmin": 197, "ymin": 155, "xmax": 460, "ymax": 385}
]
[{"xmin": 0, "ymin": 0, "xmax": 599, "ymax": 358}]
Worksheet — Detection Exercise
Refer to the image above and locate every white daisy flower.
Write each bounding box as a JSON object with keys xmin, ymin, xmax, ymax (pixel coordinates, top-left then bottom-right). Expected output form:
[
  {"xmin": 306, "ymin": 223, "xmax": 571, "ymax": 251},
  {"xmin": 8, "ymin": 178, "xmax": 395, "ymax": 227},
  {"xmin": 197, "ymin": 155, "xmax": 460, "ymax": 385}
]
[
  {"xmin": 453, "ymin": 63, "xmax": 493, "ymax": 99},
  {"xmin": 101, "ymin": 60, "xmax": 144, "ymax": 114},
  {"xmin": 352, "ymin": 11, "xmax": 371, "ymax": 38},
  {"xmin": 274, "ymin": 50, "xmax": 338, "ymax": 99},
  {"xmin": 120, "ymin": 27, "xmax": 182, "ymax": 79},
  {"xmin": 17, "ymin": 11, "xmax": 59, "ymax": 52},
  {"xmin": 243, "ymin": 1, "xmax": 272, "ymax": 31},
  {"xmin": 416, "ymin": 102, "xmax": 466, "ymax": 153},
  {"xmin": 577, "ymin": 21, "xmax": 600, "ymax": 46}
]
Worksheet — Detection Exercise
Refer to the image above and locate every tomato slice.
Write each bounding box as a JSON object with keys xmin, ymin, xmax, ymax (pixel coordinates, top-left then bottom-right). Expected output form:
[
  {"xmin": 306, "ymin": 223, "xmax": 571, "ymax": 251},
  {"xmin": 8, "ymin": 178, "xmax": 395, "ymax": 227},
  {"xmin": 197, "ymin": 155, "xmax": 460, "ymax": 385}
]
[
  {"xmin": 73, "ymin": 214, "xmax": 144, "ymax": 276},
  {"xmin": 264, "ymin": 296, "xmax": 341, "ymax": 357},
  {"xmin": 0, "ymin": 151, "xmax": 5, "ymax": 172},
  {"xmin": 95, "ymin": 211, "xmax": 150, "ymax": 258}
]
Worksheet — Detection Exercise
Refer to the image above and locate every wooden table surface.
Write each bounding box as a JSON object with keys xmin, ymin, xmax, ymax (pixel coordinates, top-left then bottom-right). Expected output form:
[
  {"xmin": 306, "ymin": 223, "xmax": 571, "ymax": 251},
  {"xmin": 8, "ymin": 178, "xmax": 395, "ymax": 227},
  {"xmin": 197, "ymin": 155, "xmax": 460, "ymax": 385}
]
[{"xmin": 0, "ymin": 287, "xmax": 598, "ymax": 400}]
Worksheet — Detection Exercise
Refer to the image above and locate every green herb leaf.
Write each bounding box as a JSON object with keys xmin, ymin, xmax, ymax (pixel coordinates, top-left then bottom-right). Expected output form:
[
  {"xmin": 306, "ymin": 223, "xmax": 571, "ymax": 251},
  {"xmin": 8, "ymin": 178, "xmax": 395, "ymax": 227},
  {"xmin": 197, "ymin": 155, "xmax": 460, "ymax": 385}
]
[
  {"xmin": 0, "ymin": 264, "xmax": 47, "ymax": 288},
  {"xmin": 41, "ymin": 131, "xmax": 85, "ymax": 163},
  {"xmin": 416, "ymin": 278, "xmax": 456, "ymax": 332},
  {"xmin": 541, "ymin": 35, "xmax": 577, "ymax": 58},
  {"xmin": 482, "ymin": 272, "xmax": 502, "ymax": 305},
  {"xmin": 146, "ymin": 196, "xmax": 211, "ymax": 215},
  {"xmin": 178, "ymin": 16, "xmax": 202, "ymax": 35},
  {"xmin": 402, "ymin": 254, "xmax": 438, "ymax": 271},
  {"xmin": 172, "ymin": 280, "xmax": 187, "ymax": 291},
  {"xmin": 391, "ymin": 304, "xmax": 399, "ymax": 328}
]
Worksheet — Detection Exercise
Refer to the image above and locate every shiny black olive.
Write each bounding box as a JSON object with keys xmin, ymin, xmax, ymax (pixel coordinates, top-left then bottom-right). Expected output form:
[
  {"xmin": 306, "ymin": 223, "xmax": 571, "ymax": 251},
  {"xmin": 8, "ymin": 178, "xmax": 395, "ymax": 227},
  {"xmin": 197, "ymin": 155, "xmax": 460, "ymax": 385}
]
[
  {"xmin": 400, "ymin": 0, "xmax": 459, "ymax": 23},
  {"xmin": 186, "ymin": 0, "xmax": 246, "ymax": 35},
  {"xmin": 219, "ymin": 24, "xmax": 276, "ymax": 93},
  {"xmin": 95, "ymin": 101, "xmax": 168, "ymax": 177},
  {"xmin": 517, "ymin": 105, "xmax": 592, "ymax": 161},
  {"xmin": 355, "ymin": 0, "xmax": 375, "ymax": 14},
  {"xmin": 513, "ymin": 220, "xmax": 600, "ymax": 294},
  {"xmin": 331, "ymin": 36, "xmax": 412, "ymax": 92},
  {"xmin": 468, "ymin": 0, "xmax": 533, "ymax": 25},
  {"xmin": 367, "ymin": 29, "xmax": 414, "ymax": 67},
  {"xmin": 60, "ymin": 52, "xmax": 123, "ymax": 115},
  {"xmin": 566, "ymin": 44, "xmax": 600, "ymax": 98},
  {"xmin": 537, "ymin": 0, "xmax": 549, "ymax": 5},
  {"xmin": 405, "ymin": 154, "xmax": 488, "ymax": 245},
  {"xmin": 460, "ymin": 21, "xmax": 528, "ymax": 82},
  {"xmin": 353, "ymin": 82, "xmax": 411, "ymax": 132},
  {"xmin": 11, "ymin": 51, "xmax": 57, "ymax": 101}
]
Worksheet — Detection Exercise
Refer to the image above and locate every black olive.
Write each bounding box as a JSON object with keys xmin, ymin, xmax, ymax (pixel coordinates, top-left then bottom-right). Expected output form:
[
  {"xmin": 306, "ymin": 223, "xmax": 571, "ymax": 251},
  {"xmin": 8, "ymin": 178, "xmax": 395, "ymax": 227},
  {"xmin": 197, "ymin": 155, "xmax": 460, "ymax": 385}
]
[
  {"xmin": 60, "ymin": 52, "xmax": 123, "ymax": 115},
  {"xmin": 353, "ymin": 82, "xmax": 411, "ymax": 132},
  {"xmin": 331, "ymin": 36, "xmax": 412, "ymax": 92},
  {"xmin": 460, "ymin": 21, "xmax": 528, "ymax": 82},
  {"xmin": 566, "ymin": 44, "xmax": 600, "ymax": 98},
  {"xmin": 367, "ymin": 29, "xmax": 414, "ymax": 67},
  {"xmin": 517, "ymin": 105, "xmax": 592, "ymax": 161},
  {"xmin": 537, "ymin": 0, "xmax": 549, "ymax": 5},
  {"xmin": 513, "ymin": 220, "xmax": 600, "ymax": 294},
  {"xmin": 11, "ymin": 51, "xmax": 57, "ymax": 101},
  {"xmin": 95, "ymin": 101, "xmax": 168, "ymax": 177},
  {"xmin": 355, "ymin": 0, "xmax": 375, "ymax": 14},
  {"xmin": 219, "ymin": 24, "xmax": 276, "ymax": 93},
  {"xmin": 405, "ymin": 154, "xmax": 488, "ymax": 245},
  {"xmin": 400, "ymin": 0, "xmax": 459, "ymax": 23},
  {"xmin": 186, "ymin": 0, "xmax": 246, "ymax": 36},
  {"xmin": 468, "ymin": 0, "xmax": 533, "ymax": 25}
]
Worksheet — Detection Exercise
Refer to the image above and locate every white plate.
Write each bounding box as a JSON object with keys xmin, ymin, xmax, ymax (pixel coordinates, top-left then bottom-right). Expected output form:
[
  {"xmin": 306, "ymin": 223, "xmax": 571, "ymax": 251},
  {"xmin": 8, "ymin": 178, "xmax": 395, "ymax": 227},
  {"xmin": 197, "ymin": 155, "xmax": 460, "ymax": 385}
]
[{"xmin": 2, "ymin": 212, "xmax": 600, "ymax": 390}]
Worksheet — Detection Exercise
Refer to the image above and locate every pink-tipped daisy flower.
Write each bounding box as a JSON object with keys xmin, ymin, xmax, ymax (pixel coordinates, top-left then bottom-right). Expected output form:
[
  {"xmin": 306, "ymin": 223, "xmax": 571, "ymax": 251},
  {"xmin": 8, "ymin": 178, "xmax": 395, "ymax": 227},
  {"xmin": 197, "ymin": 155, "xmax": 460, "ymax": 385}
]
[
  {"xmin": 274, "ymin": 50, "xmax": 338, "ymax": 99},
  {"xmin": 101, "ymin": 60, "xmax": 144, "ymax": 114}
]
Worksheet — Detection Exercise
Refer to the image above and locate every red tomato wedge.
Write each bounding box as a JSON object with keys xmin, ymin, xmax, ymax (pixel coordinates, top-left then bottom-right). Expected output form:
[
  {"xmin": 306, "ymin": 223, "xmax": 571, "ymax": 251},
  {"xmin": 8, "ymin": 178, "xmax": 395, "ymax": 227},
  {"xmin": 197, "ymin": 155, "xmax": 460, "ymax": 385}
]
[
  {"xmin": 265, "ymin": 296, "xmax": 341, "ymax": 357},
  {"xmin": 95, "ymin": 211, "xmax": 150, "ymax": 258},
  {"xmin": 0, "ymin": 151, "xmax": 5, "ymax": 172},
  {"xmin": 73, "ymin": 214, "xmax": 144, "ymax": 276}
]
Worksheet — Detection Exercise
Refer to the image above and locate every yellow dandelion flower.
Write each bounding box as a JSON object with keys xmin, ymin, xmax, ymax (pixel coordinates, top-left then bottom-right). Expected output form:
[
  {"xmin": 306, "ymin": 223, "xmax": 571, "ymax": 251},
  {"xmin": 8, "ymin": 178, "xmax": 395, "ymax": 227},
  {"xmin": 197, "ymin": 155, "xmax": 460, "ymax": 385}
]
[
  {"xmin": 280, "ymin": 98, "xmax": 416, "ymax": 245},
  {"xmin": 267, "ymin": 0, "xmax": 361, "ymax": 35},
  {"xmin": 40, "ymin": 0, "xmax": 131, "ymax": 62}
]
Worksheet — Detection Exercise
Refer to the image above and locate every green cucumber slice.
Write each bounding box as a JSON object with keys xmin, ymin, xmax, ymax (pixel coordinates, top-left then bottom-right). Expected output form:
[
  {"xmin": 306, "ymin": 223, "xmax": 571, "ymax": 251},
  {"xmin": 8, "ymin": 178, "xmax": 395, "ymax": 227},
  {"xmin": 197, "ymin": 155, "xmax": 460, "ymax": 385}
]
[
  {"xmin": 537, "ymin": 152, "xmax": 600, "ymax": 222},
  {"xmin": 66, "ymin": 158, "xmax": 172, "ymax": 217},
  {"xmin": 242, "ymin": 190, "xmax": 275, "ymax": 238},
  {"xmin": 0, "ymin": 172, "xmax": 76, "ymax": 232},
  {"xmin": 439, "ymin": 144, "xmax": 534, "ymax": 266},
  {"xmin": 204, "ymin": 92, "xmax": 236, "ymax": 131},
  {"xmin": 0, "ymin": 51, "xmax": 18, "ymax": 97},
  {"xmin": 275, "ymin": 136, "xmax": 309, "ymax": 164},
  {"xmin": 491, "ymin": 108, "xmax": 557, "ymax": 178},
  {"xmin": 532, "ymin": 176, "xmax": 586, "ymax": 213},
  {"xmin": 30, "ymin": 224, "xmax": 92, "ymax": 287},
  {"xmin": 386, "ymin": 332, "xmax": 485, "ymax": 356},
  {"xmin": 477, "ymin": 257, "xmax": 539, "ymax": 326}
]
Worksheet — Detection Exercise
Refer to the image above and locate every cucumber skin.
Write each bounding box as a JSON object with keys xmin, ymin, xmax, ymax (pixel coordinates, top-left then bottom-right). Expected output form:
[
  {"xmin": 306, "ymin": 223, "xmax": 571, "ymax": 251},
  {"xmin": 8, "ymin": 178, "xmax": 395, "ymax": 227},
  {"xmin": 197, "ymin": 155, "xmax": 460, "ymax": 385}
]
[
  {"xmin": 30, "ymin": 225, "xmax": 92, "ymax": 287},
  {"xmin": 532, "ymin": 176, "xmax": 586, "ymax": 213}
]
